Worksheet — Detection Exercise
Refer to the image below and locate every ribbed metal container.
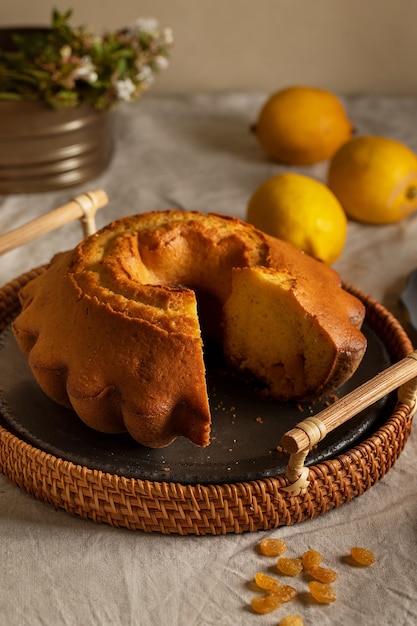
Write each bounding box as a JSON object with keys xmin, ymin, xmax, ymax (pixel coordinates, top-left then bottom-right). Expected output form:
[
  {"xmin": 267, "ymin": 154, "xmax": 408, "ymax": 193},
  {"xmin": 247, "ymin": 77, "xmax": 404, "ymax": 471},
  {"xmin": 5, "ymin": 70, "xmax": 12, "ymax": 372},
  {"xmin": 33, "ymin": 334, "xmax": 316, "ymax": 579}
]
[{"xmin": 0, "ymin": 101, "xmax": 114, "ymax": 193}]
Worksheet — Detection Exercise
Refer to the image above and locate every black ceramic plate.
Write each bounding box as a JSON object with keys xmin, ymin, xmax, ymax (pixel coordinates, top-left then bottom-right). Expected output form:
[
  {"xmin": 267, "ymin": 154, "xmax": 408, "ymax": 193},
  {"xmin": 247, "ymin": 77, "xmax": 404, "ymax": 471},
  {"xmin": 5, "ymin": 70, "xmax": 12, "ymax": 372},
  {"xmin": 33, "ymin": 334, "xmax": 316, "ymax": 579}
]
[
  {"xmin": 401, "ymin": 268, "xmax": 417, "ymax": 331},
  {"xmin": 0, "ymin": 324, "xmax": 395, "ymax": 485}
]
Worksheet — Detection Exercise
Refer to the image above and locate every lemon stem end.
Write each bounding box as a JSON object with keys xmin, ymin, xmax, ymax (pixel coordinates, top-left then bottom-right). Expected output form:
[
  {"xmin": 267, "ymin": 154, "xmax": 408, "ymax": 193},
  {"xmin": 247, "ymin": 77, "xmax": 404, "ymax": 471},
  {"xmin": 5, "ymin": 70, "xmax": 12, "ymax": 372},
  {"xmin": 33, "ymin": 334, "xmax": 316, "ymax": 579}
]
[{"xmin": 406, "ymin": 186, "xmax": 417, "ymax": 200}]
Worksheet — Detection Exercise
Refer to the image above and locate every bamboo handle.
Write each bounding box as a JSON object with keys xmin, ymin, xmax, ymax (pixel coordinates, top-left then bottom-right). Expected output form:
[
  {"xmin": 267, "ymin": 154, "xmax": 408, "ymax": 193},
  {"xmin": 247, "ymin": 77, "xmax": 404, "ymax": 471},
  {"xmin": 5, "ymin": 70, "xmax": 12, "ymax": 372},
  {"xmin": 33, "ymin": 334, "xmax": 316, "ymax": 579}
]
[
  {"xmin": 282, "ymin": 351, "xmax": 417, "ymax": 454},
  {"xmin": 0, "ymin": 189, "xmax": 108, "ymax": 256}
]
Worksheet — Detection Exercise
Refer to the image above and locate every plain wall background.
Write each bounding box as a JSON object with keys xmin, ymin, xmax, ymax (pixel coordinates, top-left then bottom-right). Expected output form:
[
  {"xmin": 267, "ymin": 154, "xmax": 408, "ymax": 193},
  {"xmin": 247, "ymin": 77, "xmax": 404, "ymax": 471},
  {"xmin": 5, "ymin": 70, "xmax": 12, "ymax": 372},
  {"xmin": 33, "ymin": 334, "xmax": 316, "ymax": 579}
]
[{"xmin": 1, "ymin": 0, "xmax": 416, "ymax": 96}]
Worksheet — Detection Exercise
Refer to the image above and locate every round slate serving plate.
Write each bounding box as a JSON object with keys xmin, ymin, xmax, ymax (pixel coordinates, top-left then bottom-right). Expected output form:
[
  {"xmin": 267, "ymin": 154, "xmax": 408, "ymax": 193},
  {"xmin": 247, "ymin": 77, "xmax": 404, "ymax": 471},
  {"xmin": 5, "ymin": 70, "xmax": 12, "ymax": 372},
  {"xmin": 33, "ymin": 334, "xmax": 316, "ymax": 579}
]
[{"xmin": 0, "ymin": 322, "xmax": 395, "ymax": 485}]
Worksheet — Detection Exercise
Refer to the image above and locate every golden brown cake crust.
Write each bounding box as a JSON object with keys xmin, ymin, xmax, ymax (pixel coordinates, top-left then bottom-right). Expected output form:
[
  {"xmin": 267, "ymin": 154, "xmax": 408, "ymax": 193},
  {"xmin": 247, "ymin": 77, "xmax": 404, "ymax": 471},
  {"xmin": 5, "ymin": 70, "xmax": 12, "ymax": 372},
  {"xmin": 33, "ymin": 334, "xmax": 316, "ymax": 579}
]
[{"xmin": 12, "ymin": 210, "xmax": 367, "ymax": 448}]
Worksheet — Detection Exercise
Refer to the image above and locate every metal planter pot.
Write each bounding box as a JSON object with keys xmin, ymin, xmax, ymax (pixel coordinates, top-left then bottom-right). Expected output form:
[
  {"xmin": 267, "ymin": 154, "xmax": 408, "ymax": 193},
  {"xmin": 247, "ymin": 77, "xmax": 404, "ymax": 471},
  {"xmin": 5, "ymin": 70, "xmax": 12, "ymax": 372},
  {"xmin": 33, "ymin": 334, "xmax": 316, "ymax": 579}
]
[{"xmin": 0, "ymin": 101, "xmax": 114, "ymax": 193}]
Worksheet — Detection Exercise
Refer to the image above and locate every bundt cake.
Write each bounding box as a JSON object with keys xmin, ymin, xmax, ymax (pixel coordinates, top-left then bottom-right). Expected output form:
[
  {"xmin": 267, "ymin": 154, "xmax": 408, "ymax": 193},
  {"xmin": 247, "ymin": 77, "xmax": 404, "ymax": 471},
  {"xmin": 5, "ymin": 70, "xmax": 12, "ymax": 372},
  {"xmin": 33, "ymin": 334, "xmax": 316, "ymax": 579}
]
[{"xmin": 12, "ymin": 210, "xmax": 367, "ymax": 448}]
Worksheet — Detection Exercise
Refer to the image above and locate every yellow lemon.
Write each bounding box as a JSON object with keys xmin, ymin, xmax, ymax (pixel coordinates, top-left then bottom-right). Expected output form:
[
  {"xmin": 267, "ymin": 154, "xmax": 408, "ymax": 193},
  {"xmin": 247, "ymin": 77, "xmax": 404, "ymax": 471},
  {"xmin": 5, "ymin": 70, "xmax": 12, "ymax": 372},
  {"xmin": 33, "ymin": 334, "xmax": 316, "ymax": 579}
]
[
  {"xmin": 327, "ymin": 135, "xmax": 417, "ymax": 224},
  {"xmin": 246, "ymin": 172, "xmax": 347, "ymax": 264},
  {"xmin": 253, "ymin": 86, "xmax": 353, "ymax": 165}
]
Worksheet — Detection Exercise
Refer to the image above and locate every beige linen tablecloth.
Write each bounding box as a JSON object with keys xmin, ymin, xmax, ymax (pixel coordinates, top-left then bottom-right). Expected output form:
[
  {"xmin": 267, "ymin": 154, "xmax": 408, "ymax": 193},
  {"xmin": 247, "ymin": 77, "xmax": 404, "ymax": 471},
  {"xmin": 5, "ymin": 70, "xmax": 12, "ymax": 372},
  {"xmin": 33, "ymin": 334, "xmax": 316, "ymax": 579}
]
[{"xmin": 1, "ymin": 92, "xmax": 416, "ymax": 626}]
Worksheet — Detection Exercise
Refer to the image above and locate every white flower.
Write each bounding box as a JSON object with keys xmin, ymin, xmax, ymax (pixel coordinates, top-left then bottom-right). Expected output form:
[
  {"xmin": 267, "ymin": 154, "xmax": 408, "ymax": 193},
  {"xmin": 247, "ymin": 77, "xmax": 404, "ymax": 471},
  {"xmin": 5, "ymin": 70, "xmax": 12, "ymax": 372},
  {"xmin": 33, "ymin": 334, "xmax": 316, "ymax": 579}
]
[
  {"xmin": 60, "ymin": 45, "xmax": 72, "ymax": 61},
  {"xmin": 132, "ymin": 17, "xmax": 159, "ymax": 34},
  {"xmin": 154, "ymin": 56, "xmax": 169, "ymax": 71},
  {"xmin": 136, "ymin": 65, "xmax": 154, "ymax": 83},
  {"xmin": 162, "ymin": 28, "xmax": 174, "ymax": 45},
  {"xmin": 113, "ymin": 77, "xmax": 136, "ymax": 102},
  {"xmin": 74, "ymin": 56, "xmax": 98, "ymax": 84}
]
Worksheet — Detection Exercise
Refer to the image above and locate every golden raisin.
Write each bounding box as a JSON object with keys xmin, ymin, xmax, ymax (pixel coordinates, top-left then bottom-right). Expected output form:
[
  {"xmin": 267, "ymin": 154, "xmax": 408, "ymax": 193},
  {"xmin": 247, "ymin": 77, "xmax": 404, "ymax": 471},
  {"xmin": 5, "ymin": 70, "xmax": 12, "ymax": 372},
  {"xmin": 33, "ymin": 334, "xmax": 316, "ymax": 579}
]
[
  {"xmin": 301, "ymin": 549, "xmax": 322, "ymax": 570},
  {"xmin": 279, "ymin": 615, "xmax": 304, "ymax": 626},
  {"xmin": 259, "ymin": 537, "xmax": 287, "ymax": 556},
  {"xmin": 308, "ymin": 581, "xmax": 337, "ymax": 604},
  {"xmin": 250, "ymin": 594, "xmax": 282, "ymax": 614},
  {"xmin": 273, "ymin": 584, "xmax": 297, "ymax": 603},
  {"xmin": 277, "ymin": 557, "xmax": 303, "ymax": 576},
  {"xmin": 309, "ymin": 566, "xmax": 338, "ymax": 583},
  {"xmin": 254, "ymin": 571, "xmax": 280, "ymax": 592},
  {"xmin": 350, "ymin": 547, "xmax": 375, "ymax": 566}
]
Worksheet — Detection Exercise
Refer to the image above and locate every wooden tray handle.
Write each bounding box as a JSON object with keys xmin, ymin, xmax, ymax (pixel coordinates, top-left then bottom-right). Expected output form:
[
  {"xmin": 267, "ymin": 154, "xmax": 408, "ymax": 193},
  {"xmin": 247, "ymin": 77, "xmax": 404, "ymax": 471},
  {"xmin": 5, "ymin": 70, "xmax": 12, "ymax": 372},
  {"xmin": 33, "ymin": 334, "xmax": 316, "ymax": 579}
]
[
  {"xmin": 281, "ymin": 350, "xmax": 417, "ymax": 495},
  {"xmin": 0, "ymin": 189, "xmax": 108, "ymax": 256}
]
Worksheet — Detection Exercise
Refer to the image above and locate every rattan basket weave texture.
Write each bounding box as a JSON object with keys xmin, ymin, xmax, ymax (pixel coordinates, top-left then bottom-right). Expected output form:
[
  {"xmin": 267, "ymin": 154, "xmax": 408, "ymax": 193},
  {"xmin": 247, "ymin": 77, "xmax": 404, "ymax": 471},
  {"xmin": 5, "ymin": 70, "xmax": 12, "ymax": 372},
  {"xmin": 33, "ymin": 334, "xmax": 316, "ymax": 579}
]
[{"xmin": 0, "ymin": 270, "xmax": 414, "ymax": 535}]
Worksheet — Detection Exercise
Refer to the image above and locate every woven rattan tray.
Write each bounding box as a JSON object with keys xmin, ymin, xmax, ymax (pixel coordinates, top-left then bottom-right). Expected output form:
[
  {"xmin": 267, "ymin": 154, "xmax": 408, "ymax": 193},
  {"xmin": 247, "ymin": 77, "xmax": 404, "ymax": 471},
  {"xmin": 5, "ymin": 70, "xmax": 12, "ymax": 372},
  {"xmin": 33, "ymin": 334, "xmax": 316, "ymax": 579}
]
[{"xmin": 0, "ymin": 268, "xmax": 415, "ymax": 535}]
